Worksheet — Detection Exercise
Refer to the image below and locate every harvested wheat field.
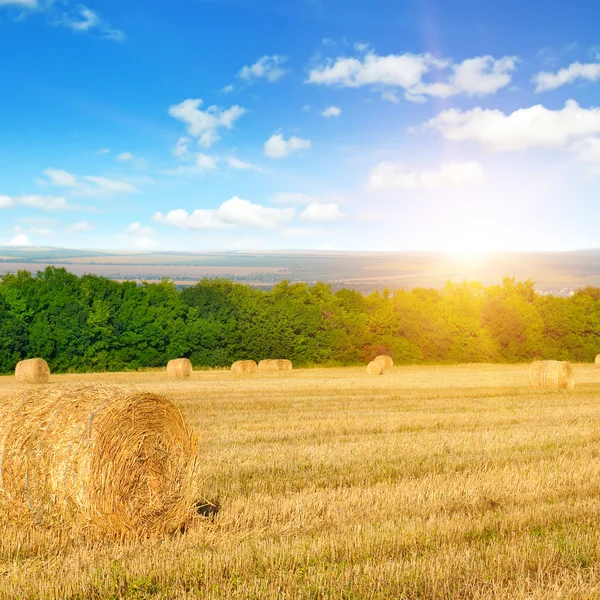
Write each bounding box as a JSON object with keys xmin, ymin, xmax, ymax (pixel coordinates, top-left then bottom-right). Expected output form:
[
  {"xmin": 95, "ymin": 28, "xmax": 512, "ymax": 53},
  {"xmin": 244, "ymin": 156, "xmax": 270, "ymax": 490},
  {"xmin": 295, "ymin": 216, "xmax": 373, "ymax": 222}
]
[{"xmin": 1, "ymin": 363, "xmax": 600, "ymax": 599}]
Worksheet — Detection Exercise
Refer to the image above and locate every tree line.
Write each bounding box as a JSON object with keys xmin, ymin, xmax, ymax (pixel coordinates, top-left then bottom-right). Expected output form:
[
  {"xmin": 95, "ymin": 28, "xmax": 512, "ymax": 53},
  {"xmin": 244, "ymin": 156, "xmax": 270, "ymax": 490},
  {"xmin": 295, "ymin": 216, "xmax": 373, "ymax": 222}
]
[{"xmin": 0, "ymin": 266, "xmax": 599, "ymax": 374}]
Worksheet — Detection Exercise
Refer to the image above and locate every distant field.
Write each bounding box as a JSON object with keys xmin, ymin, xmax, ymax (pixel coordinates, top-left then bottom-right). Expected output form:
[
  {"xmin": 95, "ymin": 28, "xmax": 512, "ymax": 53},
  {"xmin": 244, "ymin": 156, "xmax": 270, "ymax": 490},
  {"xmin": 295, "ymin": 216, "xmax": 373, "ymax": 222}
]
[
  {"xmin": 1, "ymin": 364, "xmax": 600, "ymax": 598},
  {"xmin": 3, "ymin": 247, "xmax": 600, "ymax": 293}
]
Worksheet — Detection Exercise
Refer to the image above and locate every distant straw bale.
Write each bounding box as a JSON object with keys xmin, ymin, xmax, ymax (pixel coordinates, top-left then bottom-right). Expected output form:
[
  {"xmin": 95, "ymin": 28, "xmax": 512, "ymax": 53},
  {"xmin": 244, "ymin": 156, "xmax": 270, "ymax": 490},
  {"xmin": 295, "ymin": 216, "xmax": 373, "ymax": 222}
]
[
  {"xmin": 258, "ymin": 359, "xmax": 293, "ymax": 372},
  {"xmin": 595, "ymin": 355, "xmax": 600, "ymax": 369},
  {"xmin": 231, "ymin": 360, "xmax": 258, "ymax": 374},
  {"xmin": 529, "ymin": 360, "xmax": 574, "ymax": 391},
  {"xmin": 167, "ymin": 358, "xmax": 193, "ymax": 379},
  {"xmin": 0, "ymin": 385, "xmax": 199, "ymax": 538},
  {"xmin": 374, "ymin": 355, "xmax": 394, "ymax": 370},
  {"xmin": 367, "ymin": 361, "xmax": 384, "ymax": 375},
  {"xmin": 15, "ymin": 359, "xmax": 50, "ymax": 384}
]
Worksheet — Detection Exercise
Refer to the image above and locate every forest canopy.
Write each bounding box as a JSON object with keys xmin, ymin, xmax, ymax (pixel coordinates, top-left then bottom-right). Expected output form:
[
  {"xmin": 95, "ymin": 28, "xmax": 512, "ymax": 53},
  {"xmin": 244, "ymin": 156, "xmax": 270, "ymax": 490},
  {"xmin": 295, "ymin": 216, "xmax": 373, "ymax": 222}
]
[{"xmin": 0, "ymin": 267, "xmax": 598, "ymax": 374}]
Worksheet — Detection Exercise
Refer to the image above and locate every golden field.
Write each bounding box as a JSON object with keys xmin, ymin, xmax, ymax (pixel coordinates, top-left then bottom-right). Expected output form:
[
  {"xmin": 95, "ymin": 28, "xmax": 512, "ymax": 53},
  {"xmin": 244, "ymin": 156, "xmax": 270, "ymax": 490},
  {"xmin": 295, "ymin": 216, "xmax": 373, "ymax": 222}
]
[{"xmin": 1, "ymin": 364, "xmax": 600, "ymax": 599}]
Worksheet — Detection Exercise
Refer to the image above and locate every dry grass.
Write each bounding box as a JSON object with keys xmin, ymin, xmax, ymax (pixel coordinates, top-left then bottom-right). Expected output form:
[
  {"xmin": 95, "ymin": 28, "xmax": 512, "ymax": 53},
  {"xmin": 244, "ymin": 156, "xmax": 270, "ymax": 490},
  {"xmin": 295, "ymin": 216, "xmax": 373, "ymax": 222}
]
[
  {"xmin": 529, "ymin": 360, "xmax": 574, "ymax": 391},
  {"xmin": 1, "ymin": 364, "xmax": 600, "ymax": 598},
  {"xmin": 166, "ymin": 359, "xmax": 192, "ymax": 379},
  {"xmin": 15, "ymin": 358, "xmax": 50, "ymax": 384},
  {"xmin": 0, "ymin": 385, "xmax": 198, "ymax": 539}
]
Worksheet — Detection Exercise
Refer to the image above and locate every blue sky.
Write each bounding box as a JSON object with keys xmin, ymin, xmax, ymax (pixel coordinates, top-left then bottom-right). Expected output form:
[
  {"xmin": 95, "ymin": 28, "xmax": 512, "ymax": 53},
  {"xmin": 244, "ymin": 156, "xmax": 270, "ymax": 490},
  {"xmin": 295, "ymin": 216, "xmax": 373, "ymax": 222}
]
[{"xmin": 1, "ymin": 0, "xmax": 600, "ymax": 252}]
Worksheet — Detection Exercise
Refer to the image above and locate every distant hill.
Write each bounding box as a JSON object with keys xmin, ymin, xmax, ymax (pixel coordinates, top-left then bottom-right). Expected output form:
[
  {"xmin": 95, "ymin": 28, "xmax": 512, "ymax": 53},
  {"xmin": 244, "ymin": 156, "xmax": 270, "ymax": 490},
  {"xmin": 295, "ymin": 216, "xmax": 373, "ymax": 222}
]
[{"xmin": 2, "ymin": 247, "xmax": 600, "ymax": 296}]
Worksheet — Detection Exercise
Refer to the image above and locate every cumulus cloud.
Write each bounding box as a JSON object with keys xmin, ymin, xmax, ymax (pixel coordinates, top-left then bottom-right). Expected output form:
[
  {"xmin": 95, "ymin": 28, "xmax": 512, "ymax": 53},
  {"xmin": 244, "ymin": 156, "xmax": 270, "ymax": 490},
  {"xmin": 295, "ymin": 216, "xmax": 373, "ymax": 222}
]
[
  {"xmin": 299, "ymin": 202, "xmax": 343, "ymax": 222},
  {"xmin": 121, "ymin": 222, "xmax": 159, "ymax": 249},
  {"xmin": 264, "ymin": 134, "xmax": 311, "ymax": 159},
  {"xmin": 238, "ymin": 55, "xmax": 287, "ymax": 82},
  {"xmin": 368, "ymin": 161, "xmax": 484, "ymax": 191},
  {"xmin": 126, "ymin": 222, "xmax": 155, "ymax": 237},
  {"xmin": 307, "ymin": 51, "xmax": 517, "ymax": 101},
  {"xmin": 321, "ymin": 106, "xmax": 342, "ymax": 118},
  {"xmin": 418, "ymin": 99, "xmax": 600, "ymax": 152},
  {"xmin": 10, "ymin": 234, "xmax": 30, "ymax": 246},
  {"xmin": 533, "ymin": 62, "xmax": 600, "ymax": 92},
  {"xmin": 40, "ymin": 168, "xmax": 138, "ymax": 196},
  {"xmin": 168, "ymin": 98, "xmax": 246, "ymax": 148},
  {"xmin": 153, "ymin": 197, "xmax": 295, "ymax": 230},
  {"xmin": 0, "ymin": 195, "xmax": 69, "ymax": 211}
]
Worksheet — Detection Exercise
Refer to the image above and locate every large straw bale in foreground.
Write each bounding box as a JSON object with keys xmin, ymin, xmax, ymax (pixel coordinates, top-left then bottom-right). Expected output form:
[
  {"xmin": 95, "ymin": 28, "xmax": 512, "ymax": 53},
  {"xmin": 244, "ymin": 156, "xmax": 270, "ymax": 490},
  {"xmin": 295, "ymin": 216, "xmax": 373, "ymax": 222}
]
[
  {"xmin": 15, "ymin": 359, "xmax": 50, "ymax": 384},
  {"xmin": 258, "ymin": 359, "xmax": 293, "ymax": 372},
  {"xmin": 595, "ymin": 355, "xmax": 600, "ymax": 368},
  {"xmin": 0, "ymin": 385, "xmax": 199, "ymax": 538},
  {"xmin": 374, "ymin": 355, "xmax": 394, "ymax": 370},
  {"xmin": 367, "ymin": 361, "xmax": 384, "ymax": 375},
  {"xmin": 529, "ymin": 360, "xmax": 574, "ymax": 391},
  {"xmin": 231, "ymin": 360, "xmax": 258, "ymax": 374},
  {"xmin": 167, "ymin": 358, "xmax": 193, "ymax": 379}
]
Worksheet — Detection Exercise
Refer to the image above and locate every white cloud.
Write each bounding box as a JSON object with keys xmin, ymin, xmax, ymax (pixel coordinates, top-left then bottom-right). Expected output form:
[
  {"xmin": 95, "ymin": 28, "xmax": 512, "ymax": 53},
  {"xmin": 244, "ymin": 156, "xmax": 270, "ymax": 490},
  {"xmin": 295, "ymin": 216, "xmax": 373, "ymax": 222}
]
[
  {"xmin": 172, "ymin": 137, "xmax": 191, "ymax": 158},
  {"xmin": 43, "ymin": 168, "xmax": 78, "ymax": 187},
  {"xmin": 59, "ymin": 5, "xmax": 125, "ymax": 41},
  {"xmin": 168, "ymin": 98, "xmax": 246, "ymax": 148},
  {"xmin": 299, "ymin": 202, "xmax": 343, "ymax": 222},
  {"xmin": 322, "ymin": 105, "xmax": 342, "ymax": 118},
  {"xmin": 96, "ymin": 148, "xmax": 110, "ymax": 155},
  {"xmin": 307, "ymin": 51, "xmax": 516, "ymax": 101},
  {"xmin": 41, "ymin": 168, "xmax": 138, "ymax": 196},
  {"xmin": 221, "ymin": 84, "xmax": 235, "ymax": 93},
  {"xmin": 153, "ymin": 197, "xmax": 295, "ymax": 230},
  {"xmin": 226, "ymin": 156, "xmax": 259, "ymax": 170},
  {"xmin": 368, "ymin": 161, "xmax": 484, "ymax": 191},
  {"xmin": 164, "ymin": 152, "xmax": 218, "ymax": 176},
  {"xmin": 126, "ymin": 222, "xmax": 155, "ymax": 237},
  {"xmin": 0, "ymin": 0, "xmax": 37, "ymax": 7},
  {"xmin": 10, "ymin": 234, "xmax": 30, "ymax": 247},
  {"xmin": 418, "ymin": 100, "xmax": 600, "ymax": 152},
  {"xmin": 84, "ymin": 176, "xmax": 138, "ymax": 193},
  {"xmin": 533, "ymin": 62, "xmax": 600, "ymax": 92},
  {"xmin": 70, "ymin": 220, "xmax": 94, "ymax": 232},
  {"xmin": 0, "ymin": 195, "xmax": 70, "ymax": 211},
  {"xmin": 238, "ymin": 55, "xmax": 287, "ymax": 83},
  {"xmin": 264, "ymin": 134, "xmax": 311, "ymax": 159},
  {"xmin": 117, "ymin": 152, "xmax": 134, "ymax": 162},
  {"xmin": 121, "ymin": 222, "xmax": 159, "ymax": 249}
]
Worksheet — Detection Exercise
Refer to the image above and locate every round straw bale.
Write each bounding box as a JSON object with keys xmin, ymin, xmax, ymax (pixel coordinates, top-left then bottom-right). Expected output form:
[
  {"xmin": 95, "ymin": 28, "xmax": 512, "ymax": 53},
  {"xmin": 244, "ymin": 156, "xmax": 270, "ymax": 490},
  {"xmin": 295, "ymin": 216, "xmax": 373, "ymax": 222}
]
[
  {"xmin": 367, "ymin": 361, "xmax": 384, "ymax": 375},
  {"xmin": 167, "ymin": 358, "xmax": 192, "ymax": 379},
  {"xmin": 595, "ymin": 355, "xmax": 600, "ymax": 368},
  {"xmin": 529, "ymin": 360, "xmax": 574, "ymax": 391},
  {"xmin": 15, "ymin": 359, "xmax": 50, "ymax": 384},
  {"xmin": 0, "ymin": 385, "xmax": 199, "ymax": 538},
  {"xmin": 231, "ymin": 360, "xmax": 258, "ymax": 374},
  {"xmin": 258, "ymin": 359, "xmax": 293, "ymax": 372},
  {"xmin": 373, "ymin": 355, "xmax": 394, "ymax": 370}
]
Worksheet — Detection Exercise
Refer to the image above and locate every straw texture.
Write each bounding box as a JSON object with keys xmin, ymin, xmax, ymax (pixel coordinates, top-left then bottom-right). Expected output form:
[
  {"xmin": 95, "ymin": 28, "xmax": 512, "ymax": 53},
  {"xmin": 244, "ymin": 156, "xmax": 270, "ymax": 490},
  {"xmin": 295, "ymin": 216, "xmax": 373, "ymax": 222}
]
[
  {"xmin": 373, "ymin": 355, "xmax": 394, "ymax": 370},
  {"xmin": 258, "ymin": 359, "xmax": 293, "ymax": 372},
  {"xmin": 15, "ymin": 359, "xmax": 50, "ymax": 384},
  {"xmin": 167, "ymin": 358, "xmax": 193, "ymax": 379},
  {"xmin": 529, "ymin": 361, "xmax": 574, "ymax": 391},
  {"xmin": 595, "ymin": 355, "xmax": 600, "ymax": 368},
  {"xmin": 366, "ymin": 361, "xmax": 384, "ymax": 375},
  {"xmin": 231, "ymin": 360, "xmax": 258, "ymax": 374},
  {"xmin": 0, "ymin": 385, "xmax": 199, "ymax": 538}
]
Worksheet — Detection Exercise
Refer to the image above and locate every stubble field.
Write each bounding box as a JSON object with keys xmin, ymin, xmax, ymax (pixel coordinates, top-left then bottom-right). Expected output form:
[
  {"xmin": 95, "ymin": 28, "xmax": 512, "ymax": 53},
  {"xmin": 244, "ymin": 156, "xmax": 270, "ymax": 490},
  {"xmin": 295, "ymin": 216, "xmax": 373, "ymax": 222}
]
[{"xmin": 1, "ymin": 364, "xmax": 600, "ymax": 599}]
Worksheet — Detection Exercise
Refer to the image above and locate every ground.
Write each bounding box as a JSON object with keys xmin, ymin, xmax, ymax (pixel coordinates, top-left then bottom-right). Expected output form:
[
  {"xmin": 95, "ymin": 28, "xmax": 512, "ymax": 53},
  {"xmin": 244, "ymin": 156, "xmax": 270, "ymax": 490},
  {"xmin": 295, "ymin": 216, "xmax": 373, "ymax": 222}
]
[{"xmin": 0, "ymin": 364, "xmax": 599, "ymax": 599}]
